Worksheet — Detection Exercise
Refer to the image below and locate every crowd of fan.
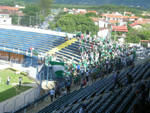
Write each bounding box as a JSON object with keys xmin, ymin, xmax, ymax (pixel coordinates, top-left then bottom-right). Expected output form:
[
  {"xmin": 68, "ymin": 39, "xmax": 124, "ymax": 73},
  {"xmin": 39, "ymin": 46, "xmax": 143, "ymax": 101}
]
[{"xmin": 49, "ymin": 33, "xmax": 150, "ymax": 113}]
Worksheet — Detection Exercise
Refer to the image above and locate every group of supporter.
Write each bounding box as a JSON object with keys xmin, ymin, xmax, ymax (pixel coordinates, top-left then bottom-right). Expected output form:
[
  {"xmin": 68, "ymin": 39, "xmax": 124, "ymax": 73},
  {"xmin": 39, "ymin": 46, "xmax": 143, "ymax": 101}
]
[
  {"xmin": 47, "ymin": 32, "xmax": 137, "ymax": 88},
  {"xmin": 48, "ymin": 32, "xmax": 150, "ymax": 113}
]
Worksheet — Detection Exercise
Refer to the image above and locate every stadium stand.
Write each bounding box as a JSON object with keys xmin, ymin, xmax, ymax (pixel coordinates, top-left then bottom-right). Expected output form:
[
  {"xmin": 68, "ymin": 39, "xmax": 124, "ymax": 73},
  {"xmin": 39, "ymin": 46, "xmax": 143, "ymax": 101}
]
[
  {"xmin": 37, "ymin": 63, "xmax": 150, "ymax": 113},
  {"xmin": 0, "ymin": 28, "xmax": 76, "ymax": 58},
  {"xmin": 1, "ymin": 27, "xmax": 149, "ymax": 113}
]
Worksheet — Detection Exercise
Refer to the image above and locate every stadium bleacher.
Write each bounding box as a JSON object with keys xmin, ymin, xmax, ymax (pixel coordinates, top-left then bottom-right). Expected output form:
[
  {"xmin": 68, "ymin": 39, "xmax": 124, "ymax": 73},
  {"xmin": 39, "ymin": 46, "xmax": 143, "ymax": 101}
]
[
  {"xmin": 0, "ymin": 28, "xmax": 66, "ymax": 59},
  {"xmin": 37, "ymin": 62, "xmax": 150, "ymax": 113}
]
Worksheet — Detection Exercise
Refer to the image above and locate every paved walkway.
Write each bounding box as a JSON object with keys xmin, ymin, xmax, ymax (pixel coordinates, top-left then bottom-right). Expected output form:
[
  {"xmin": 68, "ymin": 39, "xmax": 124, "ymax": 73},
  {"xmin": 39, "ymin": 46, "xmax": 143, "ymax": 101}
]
[{"xmin": 0, "ymin": 83, "xmax": 39, "ymax": 113}]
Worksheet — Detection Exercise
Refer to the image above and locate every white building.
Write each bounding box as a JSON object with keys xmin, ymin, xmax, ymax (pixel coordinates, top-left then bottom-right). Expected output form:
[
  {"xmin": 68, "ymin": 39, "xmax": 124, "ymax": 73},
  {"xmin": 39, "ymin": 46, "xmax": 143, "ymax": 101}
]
[
  {"xmin": 77, "ymin": 9, "xmax": 86, "ymax": 13},
  {"xmin": 15, "ymin": 5, "xmax": 25, "ymax": 9},
  {"xmin": 105, "ymin": 14, "xmax": 123, "ymax": 22},
  {"xmin": 0, "ymin": 12, "xmax": 12, "ymax": 25},
  {"xmin": 98, "ymin": 28, "xmax": 111, "ymax": 40},
  {"xmin": 99, "ymin": 19, "xmax": 108, "ymax": 28}
]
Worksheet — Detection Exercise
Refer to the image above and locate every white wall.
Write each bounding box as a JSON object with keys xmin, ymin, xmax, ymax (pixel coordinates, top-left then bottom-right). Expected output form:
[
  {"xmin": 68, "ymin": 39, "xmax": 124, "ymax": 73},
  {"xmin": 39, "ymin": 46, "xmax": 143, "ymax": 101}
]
[
  {"xmin": 132, "ymin": 25, "xmax": 142, "ymax": 29},
  {"xmin": 130, "ymin": 18, "xmax": 135, "ymax": 21},
  {"xmin": 12, "ymin": 64, "xmax": 22, "ymax": 70},
  {"xmin": 119, "ymin": 22, "xmax": 127, "ymax": 26},
  {"xmin": 98, "ymin": 29, "xmax": 109, "ymax": 38},
  {"xmin": 99, "ymin": 20, "xmax": 108, "ymax": 28},
  {"xmin": 0, "ymin": 14, "xmax": 9, "ymax": 18},
  {"xmin": 29, "ymin": 66, "xmax": 37, "ymax": 79},
  {"xmin": 68, "ymin": 11, "xmax": 74, "ymax": 14},
  {"xmin": 0, "ymin": 18, "xmax": 11, "ymax": 25},
  {"xmin": 106, "ymin": 17, "xmax": 123, "ymax": 22},
  {"xmin": 77, "ymin": 9, "xmax": 86, "ymax": 13},
  {"xmin": 118, "ymin": 38, "xmax": 124, "ymax": 42}
]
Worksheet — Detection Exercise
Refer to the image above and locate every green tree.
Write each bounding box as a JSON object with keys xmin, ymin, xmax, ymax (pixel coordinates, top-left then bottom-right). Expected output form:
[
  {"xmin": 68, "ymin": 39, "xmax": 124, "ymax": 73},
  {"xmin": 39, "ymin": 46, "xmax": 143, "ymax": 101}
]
[
  {"xmin": 39, "ymin": 0, "xmax": 53, "ymax": 17},
  {"xmin": 10, "ymin": 15, "xmax": 18, "ymax": 25},
  {"xmin": 85, "ymin": 12, "xmax": 98, "ymax": 17},
  {"xmin": 53, "ymin": 14, "xmax": 99, "ymax": 35},
  {"xmin": 22, "ymin": 5, "xmax": 40, "ymax": 16}
]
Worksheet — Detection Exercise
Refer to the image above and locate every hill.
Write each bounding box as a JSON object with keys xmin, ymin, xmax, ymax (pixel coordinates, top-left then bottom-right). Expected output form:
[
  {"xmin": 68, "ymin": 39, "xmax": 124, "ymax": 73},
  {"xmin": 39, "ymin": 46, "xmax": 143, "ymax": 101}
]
[{"xmin": 55, "ymin": 0, "xmax": 150, "ymax": 8}]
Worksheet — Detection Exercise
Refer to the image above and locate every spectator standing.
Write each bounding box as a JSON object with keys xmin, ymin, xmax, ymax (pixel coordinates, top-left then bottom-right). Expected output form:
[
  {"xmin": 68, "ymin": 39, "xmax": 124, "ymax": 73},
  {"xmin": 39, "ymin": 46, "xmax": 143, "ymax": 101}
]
[
  {"xmin": 112, "ymin": 71, "xmax": 120, "ymax": 91},
  {"xmin": 54, "ymin": 82, "xmax": 59, "ymax": 98},
  {"xmin": 81, "ymin": 79, "xmax": 86, "ymax": 88},
  {"xmin": 66, "ymin": 80, "xmax": 71, "ymax": 93},
  {"xmin": 86, "ymin": 70, "xmax": 89, "ymax": 82},
  {"xmin": 77, "ymin": 64, "xmax": 80, "ymax": 73},
  {"xmin": 19, "ymin": 77, "xmax": 22, "ymax": 86},
  {"xmin": 50, "ymin": 88, "xmax": 55, "ymax": 102},
  {"xmin": 7, "ymin": 76, "xmax": 10, "ymax": 85}
]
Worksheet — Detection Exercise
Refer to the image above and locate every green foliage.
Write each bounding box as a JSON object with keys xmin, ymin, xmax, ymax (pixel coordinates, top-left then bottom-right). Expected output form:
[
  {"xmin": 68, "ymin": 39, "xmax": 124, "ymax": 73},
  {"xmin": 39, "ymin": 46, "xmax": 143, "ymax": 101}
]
[
  {"xmin": 127, "ymin": 21, "xmax": 132, "ymax": 31},
  {"xmin": 39, "ymin": 0, "xmax": 53, "ymax": 17},
  {"xmin": 22, "ymin": 5, "xmax": 41, "ymax": 16},
  {"xmin": 53, "ymin": 1, "xmax": 150, "ymax": 8},
  {"xmin": 10, "ymin": 14, "xmax": 18, "ymax": 25},
  {"xmin": 125, "ymin": 26, "xmax": 150, "ymax": 43},
  {"xmin": 85, "ymin": 12, "xmax": 98, "ymax": 17},
  {"xmin": 125, "ymin": 28, "xmax": 140, "ymax": 43},
  {"xmin": 0, "ymin": 0, "xmax": 36, "ymax": 7},
  {"xmin": 52, "ymin": 14, "xmax": 99, "ymax": 35},
  {"xmin": 53, "ymin": 4, "xmax": 147, "ymax": 15},
  {"xmin": 53, "ymin": 12, "xmax": 68, "ymax": 22}
]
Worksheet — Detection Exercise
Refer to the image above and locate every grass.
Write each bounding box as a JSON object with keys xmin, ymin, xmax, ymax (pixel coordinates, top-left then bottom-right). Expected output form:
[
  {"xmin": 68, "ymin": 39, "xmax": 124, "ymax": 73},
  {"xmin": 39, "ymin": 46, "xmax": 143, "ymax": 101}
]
[
  {"xmin": 0, "ymin": 69, "xmax": 32, "ymax": 102},
  {"xmin": 0, "ymin": 69, "xmax": 32, "ymax": 84}
]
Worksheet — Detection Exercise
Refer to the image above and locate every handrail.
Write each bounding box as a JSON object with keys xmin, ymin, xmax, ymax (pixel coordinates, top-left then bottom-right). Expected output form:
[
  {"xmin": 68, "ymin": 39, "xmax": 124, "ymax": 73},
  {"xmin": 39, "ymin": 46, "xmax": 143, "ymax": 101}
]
[{"xmin": 14, "ymin": 81, "xmax": 66, "ymax": 113}]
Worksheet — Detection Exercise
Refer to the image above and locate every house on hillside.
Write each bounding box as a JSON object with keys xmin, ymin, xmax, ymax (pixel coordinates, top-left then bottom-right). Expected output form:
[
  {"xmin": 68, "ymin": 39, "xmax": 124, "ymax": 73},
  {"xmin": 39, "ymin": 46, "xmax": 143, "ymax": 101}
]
[
  {"xmin": 129, "ymin": 23, "xmax": 143, "ymax": 29},
  {"xmin": 134, "ymin": 19, "xmax": 150, "ymax": 24},
  {"xmin": 124, "ymin": 12, "xmax": 132, "ymax": 16},
  {"xmin": 15, "ymin": 5, "xmax": 25, "ymax": 9},
  {"xmin": 99, "ymin": 18, "xmax": 108, "ymax": 28},
  {"xmin": 87, "ymin": 11, "xmax": 98, "ymax": 15},
  {"xmin": 90, "ymin": 17, "xmax": 108, "ymax": 28},
  {"xmin": 0, "ymin": 6, "xmax": 19, "ymax": 12},
  {"xmin": 129, "ymin": 16, "xmax": 142, "ymax": 21},
  {"xmin": 64, "ymin": 7, "xmax": 69, "ymax": 12},
  {"xmin": 77, "ymin": 9, "xmax": 86, "ymax": 13},
  {"xmin": 90, "ymin": 17, "xmax": 99, "ymax": 26},
  {"xmin": 109, "ymin": 20, "xmax": 120, "ymax": 25},
  {"xmin": 0, "ymin": 11, "xmax": 25, "ymax": 16},
  {"xmin": 105, "ymin": 14, "xmax": 123, "ymax": 22},
  {"xmin": 0, "ymin": 11, "xmax": 11, "ymax": 25}
]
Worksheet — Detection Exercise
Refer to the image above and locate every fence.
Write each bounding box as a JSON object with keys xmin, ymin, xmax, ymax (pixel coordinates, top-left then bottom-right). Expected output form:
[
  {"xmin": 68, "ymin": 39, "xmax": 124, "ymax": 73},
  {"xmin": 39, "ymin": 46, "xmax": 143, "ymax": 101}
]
[
  {"xmin": 1, "ymin": 86, "xmax": 40, "ymax": 113},
  {"xmin": 13, "ymin": 81, "xmax": 66, "ymax": 113}
]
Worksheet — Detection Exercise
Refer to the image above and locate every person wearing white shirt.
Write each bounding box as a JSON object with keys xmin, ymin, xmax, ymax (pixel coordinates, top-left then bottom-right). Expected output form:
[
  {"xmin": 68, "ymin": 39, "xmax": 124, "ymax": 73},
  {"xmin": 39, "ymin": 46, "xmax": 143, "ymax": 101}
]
[
  {"xmin": 50, "ymin": 88, "xmax": 55, "ymax": 102},
  {"xmin": 60, "ymin": 88, "xmax": 66, "ymax": 97},
  {"xmin": 86, "ymin": 71, "xmax": 89, "ymax": 82}
]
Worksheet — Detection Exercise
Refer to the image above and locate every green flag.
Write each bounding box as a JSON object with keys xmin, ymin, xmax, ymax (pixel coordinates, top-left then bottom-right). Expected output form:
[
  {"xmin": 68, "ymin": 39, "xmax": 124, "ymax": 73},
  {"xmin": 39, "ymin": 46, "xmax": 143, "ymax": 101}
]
[{"xmin": 49, "ymin": 61, "xmax": 64, "ymax": 76}]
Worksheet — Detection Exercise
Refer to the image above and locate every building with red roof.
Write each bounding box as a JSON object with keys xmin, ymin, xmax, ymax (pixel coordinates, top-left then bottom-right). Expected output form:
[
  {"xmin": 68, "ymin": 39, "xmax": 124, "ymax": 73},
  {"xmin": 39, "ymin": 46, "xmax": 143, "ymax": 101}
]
[
  {"xmin": 129, "ymin": 23, "xmax": 139, "ymax": 27},
  {"xmin": 87, "ymin": 11, "xmax": 98, "ymax": 14},
  {"xmin": 129, "ymin": 22, "xmax": 143, "ymax": 29},
  {"xmin": 0, "ymin": 6, "xmax": 19, "ymax": 12},
  {"xmin": 111, "ymin": 26, "xmax": 128, "ymax": 32}
]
